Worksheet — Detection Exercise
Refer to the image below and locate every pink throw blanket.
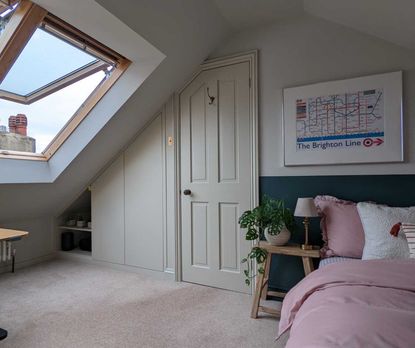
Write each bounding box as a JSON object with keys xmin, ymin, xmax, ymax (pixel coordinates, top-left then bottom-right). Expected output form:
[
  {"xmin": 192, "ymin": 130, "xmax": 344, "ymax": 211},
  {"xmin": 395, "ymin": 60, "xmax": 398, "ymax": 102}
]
[{"xmin": 278, "ymin": 259, "xmax": 415, "ymax": 348}]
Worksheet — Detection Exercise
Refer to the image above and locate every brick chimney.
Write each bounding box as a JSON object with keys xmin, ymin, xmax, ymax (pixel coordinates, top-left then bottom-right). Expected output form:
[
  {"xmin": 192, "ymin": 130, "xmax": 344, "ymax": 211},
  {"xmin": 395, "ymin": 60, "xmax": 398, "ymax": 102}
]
[
  {"xmin": 15, "ymin": 114, "xmax": 27, "ymax": 136},
  {"xmin": 8, "ymin": 115, "xmax": 16, "ymax": 133}
]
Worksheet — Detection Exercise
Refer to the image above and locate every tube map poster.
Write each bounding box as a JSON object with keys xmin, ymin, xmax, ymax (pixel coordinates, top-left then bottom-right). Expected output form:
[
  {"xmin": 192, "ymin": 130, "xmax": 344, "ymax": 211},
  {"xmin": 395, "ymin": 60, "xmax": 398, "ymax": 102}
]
[{"xmin": 296, "ymin": 88, "xmax": 384, "ymax": 152}]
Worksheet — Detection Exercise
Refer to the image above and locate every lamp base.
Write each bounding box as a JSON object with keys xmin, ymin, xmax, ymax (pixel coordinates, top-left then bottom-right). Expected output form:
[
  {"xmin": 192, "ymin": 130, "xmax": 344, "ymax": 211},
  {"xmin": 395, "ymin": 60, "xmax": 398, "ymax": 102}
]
[{"xmin": 301, "ymin": 244, "xmax": 313, "ymax": 250}]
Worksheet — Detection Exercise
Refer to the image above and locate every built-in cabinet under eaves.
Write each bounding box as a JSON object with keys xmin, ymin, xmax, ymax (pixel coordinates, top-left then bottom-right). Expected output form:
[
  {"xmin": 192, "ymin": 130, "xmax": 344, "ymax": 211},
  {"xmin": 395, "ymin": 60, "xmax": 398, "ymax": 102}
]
[{"xmin": 90, "ymin": 95, "xmax": 176, "ymax": 274}]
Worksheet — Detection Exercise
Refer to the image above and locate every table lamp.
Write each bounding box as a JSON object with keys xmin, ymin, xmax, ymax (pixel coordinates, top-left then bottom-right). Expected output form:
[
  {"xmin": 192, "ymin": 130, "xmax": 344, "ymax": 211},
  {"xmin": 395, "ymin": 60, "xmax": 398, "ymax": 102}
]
[{"xmin": 294, "ymin": 198, "xmax": 318, "ymax": 250}]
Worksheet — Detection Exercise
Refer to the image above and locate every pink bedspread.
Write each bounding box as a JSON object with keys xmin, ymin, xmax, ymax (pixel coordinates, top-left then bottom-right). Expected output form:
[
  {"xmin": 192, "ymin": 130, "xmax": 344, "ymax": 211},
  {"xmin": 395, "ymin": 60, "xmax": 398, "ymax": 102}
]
[{"xmin": 278, "ymin": 259, "xmax": 415, "ymax": 348}]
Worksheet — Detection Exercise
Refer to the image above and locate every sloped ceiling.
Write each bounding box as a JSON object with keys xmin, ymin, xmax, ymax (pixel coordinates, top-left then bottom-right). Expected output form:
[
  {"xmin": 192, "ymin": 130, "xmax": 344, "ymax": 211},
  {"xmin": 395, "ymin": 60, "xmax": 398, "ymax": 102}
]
[
  {"xmin": 2, "ymin": 0, "xmax": 415, "ymax": 221},
  {"xmin": 213, "ymin": 0, "xmax": 415, "ymax": 52},
  {"xmin": 213, "ymin": 0, "xmax": 304, "ymax": 30},
  {"xmin": 0, "ymin": 0, "xmax": 231, "ymax": 221},
  {"xmin": 304, "ymin": 0, "xmax": 415, "ymax": 52}
]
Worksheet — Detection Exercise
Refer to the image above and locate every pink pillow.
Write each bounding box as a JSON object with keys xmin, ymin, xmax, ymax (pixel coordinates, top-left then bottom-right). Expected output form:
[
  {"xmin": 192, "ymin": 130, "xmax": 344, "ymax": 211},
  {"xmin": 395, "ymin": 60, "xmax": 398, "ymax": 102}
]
[{"xmin": 314, "ymin": 195, "xmax": 365, "ymax": 258}]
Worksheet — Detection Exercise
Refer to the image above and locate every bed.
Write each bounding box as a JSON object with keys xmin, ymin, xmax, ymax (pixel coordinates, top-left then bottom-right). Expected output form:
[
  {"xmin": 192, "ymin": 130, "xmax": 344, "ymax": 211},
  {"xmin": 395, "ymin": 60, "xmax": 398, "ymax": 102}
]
[
  {"xmin": 276, "ymin": 195, "xmax": 415, "ymax": 347},
  {"xmin": 278, "ymin": 258, "xmax": 415, "ymax": 348},
  {"xmin": 318, "ymin": 256, "xmax": 355, "ymax": 268}
]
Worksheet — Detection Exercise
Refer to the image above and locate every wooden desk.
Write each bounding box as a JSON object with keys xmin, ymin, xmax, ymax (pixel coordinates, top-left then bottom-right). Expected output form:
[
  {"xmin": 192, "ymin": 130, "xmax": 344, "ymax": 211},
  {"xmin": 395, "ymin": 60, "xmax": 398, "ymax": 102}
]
[
  {"xmin": 251, "ymin": 242, "xmax": 320, "ymax": 319},
  {"xmin": 0, "ymin": 229, "xmax": 28, "ymax": 241},
  {"xmin": 0, "ymin": 228, "xmax": 29, "ymax": 341},
  {"xmin": 0, "ymin": 228, "xmax": 29, "ymax": 273}
]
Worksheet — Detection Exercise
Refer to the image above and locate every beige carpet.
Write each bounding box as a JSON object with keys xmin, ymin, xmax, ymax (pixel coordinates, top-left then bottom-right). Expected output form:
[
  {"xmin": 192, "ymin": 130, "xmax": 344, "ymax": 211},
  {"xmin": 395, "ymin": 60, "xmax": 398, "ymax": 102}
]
[{"xmin": 0, "ymin": 259, "xmax": 288, "ymax": 348}]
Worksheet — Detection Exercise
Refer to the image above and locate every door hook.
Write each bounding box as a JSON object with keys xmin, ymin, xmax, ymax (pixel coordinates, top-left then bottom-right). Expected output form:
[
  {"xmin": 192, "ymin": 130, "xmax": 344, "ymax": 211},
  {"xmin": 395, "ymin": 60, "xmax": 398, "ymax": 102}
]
[{"xmin": 207, "ymin": 87, "xmax": 215, "ymax": 105}]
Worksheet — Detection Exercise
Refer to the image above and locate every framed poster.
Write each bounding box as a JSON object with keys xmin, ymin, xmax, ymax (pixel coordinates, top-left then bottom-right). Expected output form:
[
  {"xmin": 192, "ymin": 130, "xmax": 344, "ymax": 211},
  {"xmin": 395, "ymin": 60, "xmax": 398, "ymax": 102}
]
[{"xmin": 283, "ymin": 71, "xmax": 403, "ymax": 166}]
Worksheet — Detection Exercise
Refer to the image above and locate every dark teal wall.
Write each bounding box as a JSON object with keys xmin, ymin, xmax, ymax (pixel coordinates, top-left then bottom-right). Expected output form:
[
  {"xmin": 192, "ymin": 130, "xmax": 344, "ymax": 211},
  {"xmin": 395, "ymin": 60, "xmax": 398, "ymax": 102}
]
[{"xmin": 260, "ymin": 175, "xmax": 415, "ymax": 291}]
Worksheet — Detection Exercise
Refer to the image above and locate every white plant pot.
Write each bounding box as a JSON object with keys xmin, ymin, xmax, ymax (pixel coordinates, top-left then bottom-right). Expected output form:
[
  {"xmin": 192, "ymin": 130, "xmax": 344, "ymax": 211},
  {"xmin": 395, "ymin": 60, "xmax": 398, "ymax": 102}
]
[{"xmin": 264, "ymin": 226, "xmax": 291, "ymax": 246}]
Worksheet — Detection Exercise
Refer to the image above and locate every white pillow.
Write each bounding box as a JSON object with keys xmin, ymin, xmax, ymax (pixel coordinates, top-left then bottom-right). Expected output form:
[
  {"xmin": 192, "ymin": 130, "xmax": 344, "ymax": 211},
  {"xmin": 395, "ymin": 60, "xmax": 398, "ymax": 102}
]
[{"xmin": 356, "ymin": 202, "xmax": 411, "ymax": 260}]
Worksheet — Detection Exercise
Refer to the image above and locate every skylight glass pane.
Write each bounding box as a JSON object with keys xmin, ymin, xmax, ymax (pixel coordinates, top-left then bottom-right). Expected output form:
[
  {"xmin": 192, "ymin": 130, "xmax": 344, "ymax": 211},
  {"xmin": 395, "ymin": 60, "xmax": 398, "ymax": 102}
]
[
  {"xmin": 0, "ymin": 70, "xmax": 105, "ymax": 153},
  {"xmin": 0, "ymin": 27, "xmax": 98, "ymax": 96}
]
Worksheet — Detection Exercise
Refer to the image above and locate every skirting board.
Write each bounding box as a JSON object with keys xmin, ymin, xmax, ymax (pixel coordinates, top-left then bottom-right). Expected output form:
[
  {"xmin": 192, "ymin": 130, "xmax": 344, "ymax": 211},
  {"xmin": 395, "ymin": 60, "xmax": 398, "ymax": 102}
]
[
  {"xmin": 56, "ymin": 251, "xmax": 175, "ymax": 281},
  {"xmin": 0, "ymin": 253, "xmax": 56, "ymax": 274}
]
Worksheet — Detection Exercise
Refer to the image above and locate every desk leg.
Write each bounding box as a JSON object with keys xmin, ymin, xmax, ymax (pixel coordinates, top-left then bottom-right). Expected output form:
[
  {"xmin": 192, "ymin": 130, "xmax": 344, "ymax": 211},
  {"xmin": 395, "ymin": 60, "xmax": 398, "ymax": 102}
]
[
  {"xmin": 250, "ymin": 262, "xmax": 267, "ymax": 319},
  {"xmin": 302, "ymin": 257, "xmax": 314, "ymax": 276},
  {"xmin": 12, "ymin": 252, "xmax": 15, "ymax": 273}
]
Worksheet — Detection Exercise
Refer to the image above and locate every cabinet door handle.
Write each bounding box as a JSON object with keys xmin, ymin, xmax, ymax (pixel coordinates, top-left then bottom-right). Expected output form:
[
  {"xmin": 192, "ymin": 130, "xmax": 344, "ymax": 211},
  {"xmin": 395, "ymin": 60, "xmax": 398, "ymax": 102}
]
[{"xmin": 183, "ymin": 189, "xmax": 191, "ymax": 196}]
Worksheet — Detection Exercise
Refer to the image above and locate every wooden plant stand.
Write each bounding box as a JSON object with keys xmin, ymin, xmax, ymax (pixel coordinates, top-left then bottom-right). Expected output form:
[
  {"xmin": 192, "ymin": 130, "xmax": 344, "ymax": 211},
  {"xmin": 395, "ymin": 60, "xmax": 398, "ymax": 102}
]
[{"xmin": 250, "ymin": 242, "xmax": 320, "ymax": 319}]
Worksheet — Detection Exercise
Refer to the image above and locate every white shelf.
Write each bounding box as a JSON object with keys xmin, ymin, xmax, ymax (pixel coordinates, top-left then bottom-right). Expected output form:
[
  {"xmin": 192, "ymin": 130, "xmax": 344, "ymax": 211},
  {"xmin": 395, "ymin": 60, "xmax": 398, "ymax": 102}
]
[{"xmin": 59, "ymin": 226, "xmax": 91, "ymax": 232}]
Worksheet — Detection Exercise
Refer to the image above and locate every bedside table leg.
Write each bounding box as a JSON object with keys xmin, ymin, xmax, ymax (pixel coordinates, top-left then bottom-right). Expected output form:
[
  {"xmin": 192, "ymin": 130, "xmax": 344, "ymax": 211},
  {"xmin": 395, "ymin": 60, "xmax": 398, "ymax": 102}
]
[
  {"xmin": 302, "ymin": 257, "xmax": 314, "ymax": 276},
  {"xmin": 250, "ymin": 263, "xmax": 267, "ymax": 319},
  {"xmin": 260, "ymin": 254, "xmax": 272, "ymax": 300}
]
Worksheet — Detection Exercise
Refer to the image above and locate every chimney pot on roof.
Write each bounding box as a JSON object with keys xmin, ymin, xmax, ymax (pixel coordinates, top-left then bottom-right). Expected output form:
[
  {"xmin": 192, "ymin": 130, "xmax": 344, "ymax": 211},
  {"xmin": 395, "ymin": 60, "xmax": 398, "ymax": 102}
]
[
  {"xmin": 8, "ymin": 115, "xmax": 16, "ymax": 134},
  {"xmin": 9, "ymin": 114, "xmax": 27, "ymax": 135},
  {"xmin": 15, "ymin": 114, "xmax": 27, "ymax": 136}
]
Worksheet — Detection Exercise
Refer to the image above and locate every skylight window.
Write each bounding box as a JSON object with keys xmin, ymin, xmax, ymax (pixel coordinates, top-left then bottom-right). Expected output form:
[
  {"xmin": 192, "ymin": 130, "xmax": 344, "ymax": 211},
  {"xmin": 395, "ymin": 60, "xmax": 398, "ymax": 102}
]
[
  {"xmin": 0, "ymin": 0, "xmax": 130, "ymax": 160},
  {"xmin": 0, "ymin": 71, "xmax": 106, "ymax": 152},
  {"xmin": 0, "ymin": 28, "xmax": 103, "ymax": 97}
]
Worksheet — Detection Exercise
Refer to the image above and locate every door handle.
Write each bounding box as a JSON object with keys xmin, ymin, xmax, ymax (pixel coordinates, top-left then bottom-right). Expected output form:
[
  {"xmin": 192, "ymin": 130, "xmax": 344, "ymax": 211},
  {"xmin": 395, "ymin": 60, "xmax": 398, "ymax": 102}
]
[{"xmin": 183, "ymin": 189, "xmax": 192, "ymax": 196}]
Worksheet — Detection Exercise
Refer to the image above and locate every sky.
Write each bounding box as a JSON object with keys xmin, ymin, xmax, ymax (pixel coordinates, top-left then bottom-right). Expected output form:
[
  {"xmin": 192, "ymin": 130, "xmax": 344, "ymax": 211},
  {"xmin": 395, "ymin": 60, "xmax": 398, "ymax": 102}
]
[
  {"xmin": 0, "ymin": 28, "xmax": 106, "ymax": 153},
  {"xmin": 0, "ymin": 71, "xmax": 105, "ymax": 152}
]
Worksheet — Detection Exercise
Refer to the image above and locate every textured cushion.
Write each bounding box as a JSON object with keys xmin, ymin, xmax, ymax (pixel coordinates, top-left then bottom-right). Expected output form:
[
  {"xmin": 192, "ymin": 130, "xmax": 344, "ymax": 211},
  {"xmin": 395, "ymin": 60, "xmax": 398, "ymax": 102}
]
[
  {"xmin": 357, "ymin": 202, "xmax": 411, "ymax": 260},
  {"xmin": 314, "ymin": 195, "xmax": 365, "ymax": 258},
  {"xmin": 318, "ymin": 256, "xmax": 356, "ymax": 268},
  {"xmin": 400, "ymin": 223, "xmax": 415, "ymax": 258}
]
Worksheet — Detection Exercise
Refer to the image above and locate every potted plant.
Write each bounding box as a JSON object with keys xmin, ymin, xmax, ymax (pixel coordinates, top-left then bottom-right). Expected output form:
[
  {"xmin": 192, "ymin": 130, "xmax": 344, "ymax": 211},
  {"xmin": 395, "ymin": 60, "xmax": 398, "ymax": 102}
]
[{"xmin": 238, "ymin": 196, "xmax": 294, "ymax": 285}]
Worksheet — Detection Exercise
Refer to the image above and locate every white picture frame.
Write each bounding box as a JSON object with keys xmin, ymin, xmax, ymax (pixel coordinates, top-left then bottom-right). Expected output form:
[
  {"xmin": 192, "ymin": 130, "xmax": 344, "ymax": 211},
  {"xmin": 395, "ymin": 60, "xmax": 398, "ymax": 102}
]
[{"xmin": 283, "ymin": 71, "xmax": 403, "ymax": 166}]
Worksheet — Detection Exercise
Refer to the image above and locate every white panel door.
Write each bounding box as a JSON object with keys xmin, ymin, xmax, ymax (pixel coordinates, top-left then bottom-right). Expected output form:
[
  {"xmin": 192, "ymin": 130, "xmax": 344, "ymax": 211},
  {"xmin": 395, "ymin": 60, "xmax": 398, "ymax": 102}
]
[
  {"xmin": 124, "ymin": 114, "xmax": 164, "ymax": 271},
  {"xmin": 180, "ymin": 62, "xmax": 252, "ymax": 293},
  {"xmin": 92, "ymin": 156, "xmax": 125, "ymax": 264}
]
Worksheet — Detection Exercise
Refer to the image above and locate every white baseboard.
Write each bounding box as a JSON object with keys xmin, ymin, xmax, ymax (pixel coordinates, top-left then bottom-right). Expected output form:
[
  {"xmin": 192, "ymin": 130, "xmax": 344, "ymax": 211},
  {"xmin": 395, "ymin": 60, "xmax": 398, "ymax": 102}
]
[
  {"xmin": 56, "ymin": 251, "xmax": 175, "ymax": 280},
  {"xmin": 0, "ymin": 250, "xmax": 175, "ymax": 281},
  {"xmin": 0, "ymin": 252, "xmax": 57, "ymax": 274}
]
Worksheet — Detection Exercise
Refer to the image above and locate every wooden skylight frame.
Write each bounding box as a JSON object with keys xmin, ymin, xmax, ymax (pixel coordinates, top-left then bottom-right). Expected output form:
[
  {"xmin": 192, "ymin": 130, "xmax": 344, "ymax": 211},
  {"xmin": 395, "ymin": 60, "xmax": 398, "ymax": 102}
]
[{"xmin": 0, "ymin": 0, "xmax": 131, "ymax": 161}]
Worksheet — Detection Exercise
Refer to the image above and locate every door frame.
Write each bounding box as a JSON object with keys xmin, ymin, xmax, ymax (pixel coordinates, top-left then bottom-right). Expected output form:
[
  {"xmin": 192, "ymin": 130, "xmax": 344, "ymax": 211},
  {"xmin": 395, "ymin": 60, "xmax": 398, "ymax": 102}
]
[{"xmin": 175, "ymin": 50, "xmax": 259, "ymax": 286}]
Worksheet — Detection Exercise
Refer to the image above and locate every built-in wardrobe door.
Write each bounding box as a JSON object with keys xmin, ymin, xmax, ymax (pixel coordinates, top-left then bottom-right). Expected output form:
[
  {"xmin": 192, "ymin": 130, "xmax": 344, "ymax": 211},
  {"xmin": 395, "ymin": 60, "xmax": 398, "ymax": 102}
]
[
  {"xmin": 124, "ymin": 114, "xmax": 164, "ymax": 271},
  {"xmin": 91, "ymin": 156, "xmax": 125, "ymax": 264}
]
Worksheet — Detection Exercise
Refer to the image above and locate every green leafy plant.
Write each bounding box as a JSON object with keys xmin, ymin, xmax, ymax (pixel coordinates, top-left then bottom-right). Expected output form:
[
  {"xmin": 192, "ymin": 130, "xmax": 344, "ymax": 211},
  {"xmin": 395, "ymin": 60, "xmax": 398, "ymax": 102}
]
[{"xmin": 239, "ymin": 195, "xmax": 294, "ymax": 286}]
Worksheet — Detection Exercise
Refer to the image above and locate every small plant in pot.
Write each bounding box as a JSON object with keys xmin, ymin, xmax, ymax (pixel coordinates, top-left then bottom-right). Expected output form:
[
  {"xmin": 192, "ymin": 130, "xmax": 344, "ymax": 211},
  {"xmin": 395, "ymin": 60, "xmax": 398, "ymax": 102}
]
[{"xmin": 239, "ymin": 196, "xmax": 294, "ymax": 286}]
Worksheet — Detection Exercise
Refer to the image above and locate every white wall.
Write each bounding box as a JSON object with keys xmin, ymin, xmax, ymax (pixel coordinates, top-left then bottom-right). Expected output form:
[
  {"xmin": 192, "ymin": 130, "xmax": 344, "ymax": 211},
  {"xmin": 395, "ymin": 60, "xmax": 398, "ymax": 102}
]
[
  {"xmin": 0, "ymin": 217, "xmax": 55, "ymax": 271},
  {"xmin": 211, "ymin": 14, "xmax": 415, "ymax": 176}
]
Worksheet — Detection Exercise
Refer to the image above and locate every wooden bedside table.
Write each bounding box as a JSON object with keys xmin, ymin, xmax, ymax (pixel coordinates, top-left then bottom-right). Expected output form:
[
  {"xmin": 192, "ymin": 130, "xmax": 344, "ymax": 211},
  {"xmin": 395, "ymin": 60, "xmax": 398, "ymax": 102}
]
[{"xmin": 251, "ymin": 242, "xmax": 320, "ymax": 319}]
